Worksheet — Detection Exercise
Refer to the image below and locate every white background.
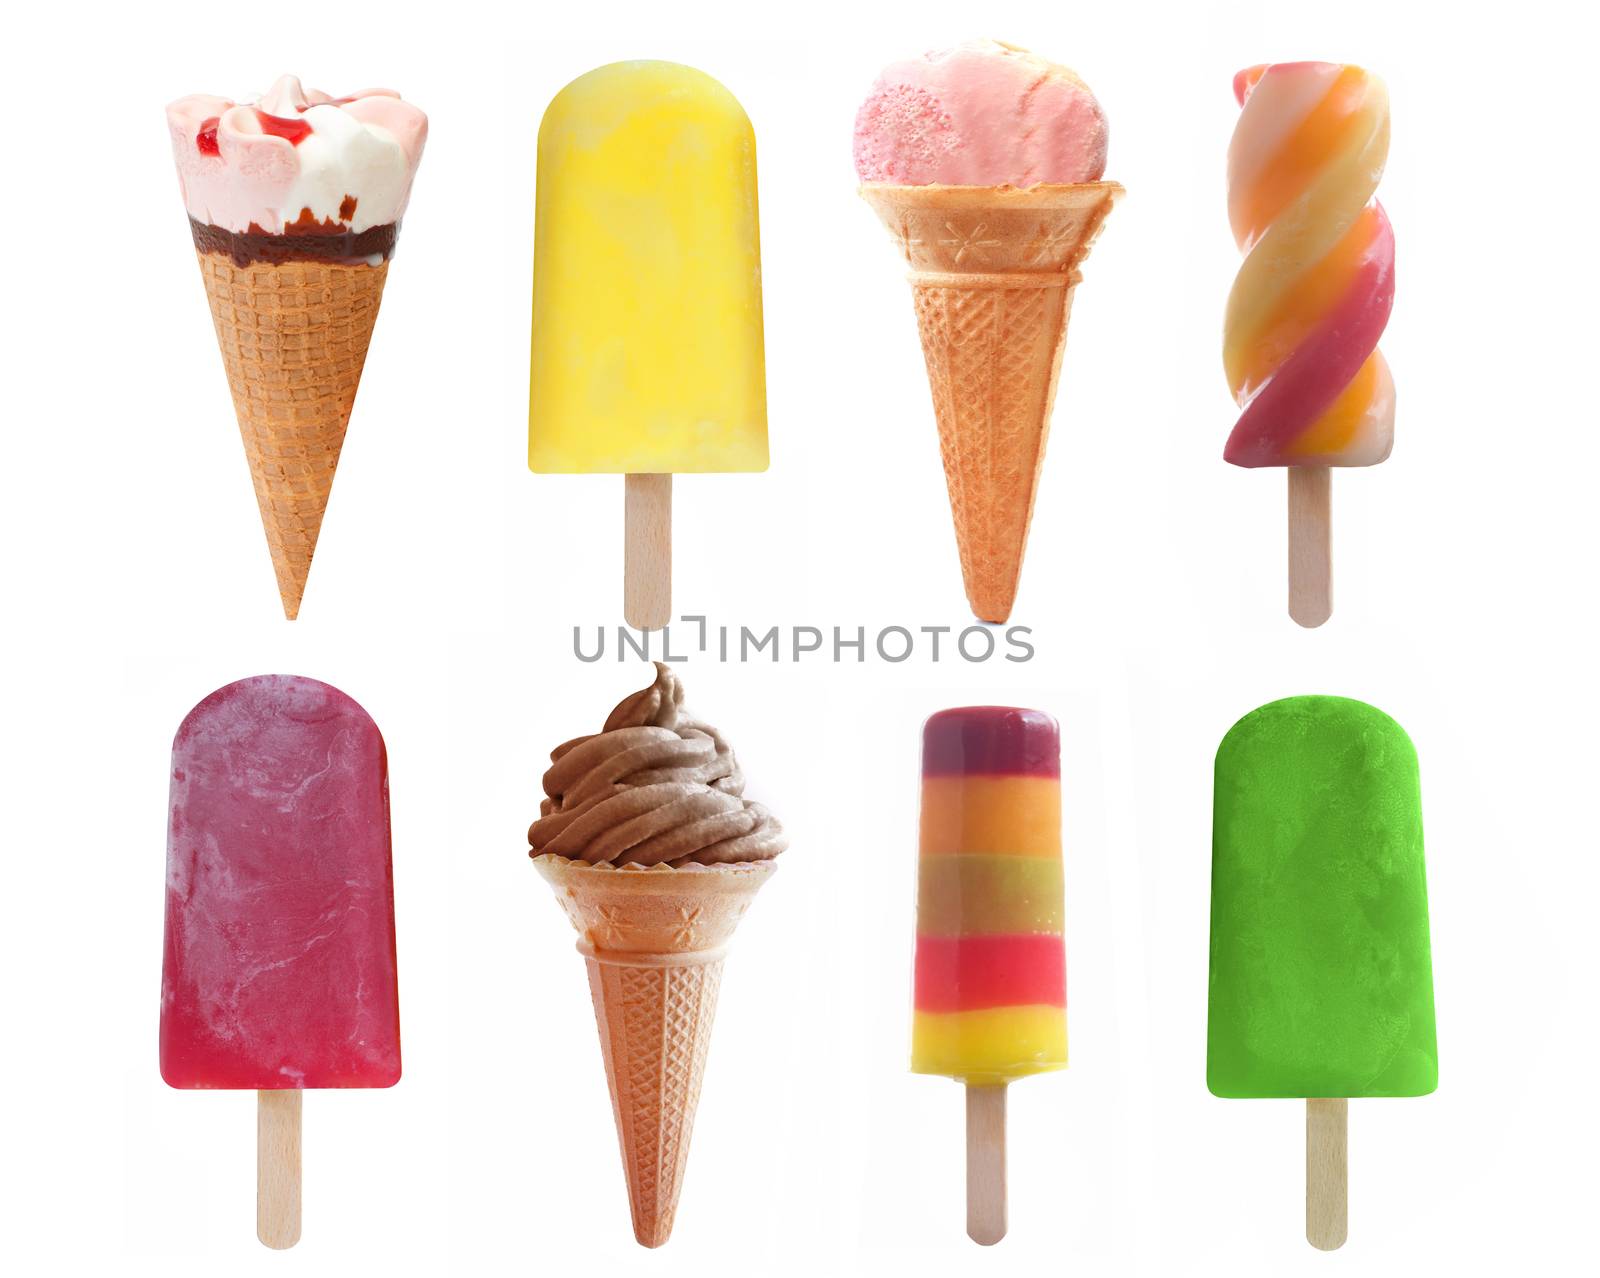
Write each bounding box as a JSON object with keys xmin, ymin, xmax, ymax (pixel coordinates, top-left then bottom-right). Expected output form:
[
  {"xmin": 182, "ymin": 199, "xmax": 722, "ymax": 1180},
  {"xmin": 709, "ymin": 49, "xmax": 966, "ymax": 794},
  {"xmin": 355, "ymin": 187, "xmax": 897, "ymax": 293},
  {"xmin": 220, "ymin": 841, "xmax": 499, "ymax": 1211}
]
[{"xmin": 3, "ymin": 0, "xmax": 1595, "ymax": 1273}]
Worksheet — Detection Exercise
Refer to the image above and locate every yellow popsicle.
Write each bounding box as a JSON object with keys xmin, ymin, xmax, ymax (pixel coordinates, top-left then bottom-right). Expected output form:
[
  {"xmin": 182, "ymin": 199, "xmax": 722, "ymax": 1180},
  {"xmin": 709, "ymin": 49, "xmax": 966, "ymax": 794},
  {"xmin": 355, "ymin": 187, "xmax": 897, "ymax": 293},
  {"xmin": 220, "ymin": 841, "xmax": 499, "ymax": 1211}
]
[{"xmin": 529, "ymin": 61, "xmax": 768, "ymax": 473}]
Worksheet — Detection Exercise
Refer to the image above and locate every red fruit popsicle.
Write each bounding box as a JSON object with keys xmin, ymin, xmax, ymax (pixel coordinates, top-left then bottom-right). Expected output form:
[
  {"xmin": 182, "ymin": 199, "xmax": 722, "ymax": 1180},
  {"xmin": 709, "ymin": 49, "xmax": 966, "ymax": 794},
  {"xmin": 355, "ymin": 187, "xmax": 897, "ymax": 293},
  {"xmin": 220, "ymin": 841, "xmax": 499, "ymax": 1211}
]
[{"xmin": 160, "ymin": 675, "xmax": 399, "ymax": 1249}]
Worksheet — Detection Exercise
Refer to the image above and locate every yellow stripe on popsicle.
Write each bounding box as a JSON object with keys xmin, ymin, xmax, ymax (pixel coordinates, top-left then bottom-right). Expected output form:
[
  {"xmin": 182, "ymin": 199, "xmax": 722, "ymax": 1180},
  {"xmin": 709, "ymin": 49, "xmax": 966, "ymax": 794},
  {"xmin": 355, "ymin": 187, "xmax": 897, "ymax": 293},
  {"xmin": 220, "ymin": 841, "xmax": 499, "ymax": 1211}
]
[
  {"xmin": 912, "ymin": 1005, "xmax": 1068, "ymax": 1085},
  {"xmin": 1226, "ymin": 206, "xmax": 1380, "ymax": 399},
  {"xmin": 919, "ymin": 776, "xmax": 1062, "ymax": 857}
]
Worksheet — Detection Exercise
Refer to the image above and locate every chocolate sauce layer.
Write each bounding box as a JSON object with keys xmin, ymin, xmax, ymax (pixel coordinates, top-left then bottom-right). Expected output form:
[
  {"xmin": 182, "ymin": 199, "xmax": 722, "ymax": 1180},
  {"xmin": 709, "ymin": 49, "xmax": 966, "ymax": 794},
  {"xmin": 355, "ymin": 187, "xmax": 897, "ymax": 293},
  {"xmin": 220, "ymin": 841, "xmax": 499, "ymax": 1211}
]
[{"xmin": 189, "ymin": 217, "xmax": 398, "ymax": 268}]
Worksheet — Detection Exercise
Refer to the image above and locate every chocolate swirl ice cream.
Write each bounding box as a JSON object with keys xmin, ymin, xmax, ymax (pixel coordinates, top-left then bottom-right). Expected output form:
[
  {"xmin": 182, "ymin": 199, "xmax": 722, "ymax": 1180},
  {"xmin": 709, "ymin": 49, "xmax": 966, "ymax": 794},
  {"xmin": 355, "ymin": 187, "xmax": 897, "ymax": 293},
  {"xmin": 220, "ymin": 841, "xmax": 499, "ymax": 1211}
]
[{"xmin": 529, "ymin": 663, "xmax": 787, "ymax": 867}]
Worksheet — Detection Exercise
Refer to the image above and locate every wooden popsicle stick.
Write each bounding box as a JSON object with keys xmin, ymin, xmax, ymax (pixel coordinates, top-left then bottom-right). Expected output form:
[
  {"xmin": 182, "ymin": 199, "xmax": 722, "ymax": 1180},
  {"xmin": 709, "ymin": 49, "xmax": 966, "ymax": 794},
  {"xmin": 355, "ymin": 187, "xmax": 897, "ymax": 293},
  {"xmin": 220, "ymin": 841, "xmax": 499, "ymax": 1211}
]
[
  {"xmin": 1306, "ymin": 1097, "xmax": 1348, "ymax": 1251},
  {"xmin": 624, "ymin": 474, "xmax": 672, "ymax": 631},
  {"xmin": 257, "ymin": 1090, "xmax": 302, "ymax": 1250},
  {"xmin": 965, "ymin": 1083, "xmax": 1007, "ymax": 1245},
  {"xmin": 1287, "ymin": 466, "xmax": 1332, "ymax": 628}
]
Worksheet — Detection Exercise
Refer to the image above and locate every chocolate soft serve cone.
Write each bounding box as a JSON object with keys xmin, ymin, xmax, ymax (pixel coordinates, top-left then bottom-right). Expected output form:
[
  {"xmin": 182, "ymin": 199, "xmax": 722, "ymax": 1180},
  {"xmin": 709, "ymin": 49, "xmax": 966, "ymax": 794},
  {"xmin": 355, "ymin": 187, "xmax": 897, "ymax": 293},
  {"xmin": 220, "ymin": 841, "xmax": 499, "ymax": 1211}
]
[{"xmin": 529, "ymin": 663, "xmax": 785, "ymax": 1246}]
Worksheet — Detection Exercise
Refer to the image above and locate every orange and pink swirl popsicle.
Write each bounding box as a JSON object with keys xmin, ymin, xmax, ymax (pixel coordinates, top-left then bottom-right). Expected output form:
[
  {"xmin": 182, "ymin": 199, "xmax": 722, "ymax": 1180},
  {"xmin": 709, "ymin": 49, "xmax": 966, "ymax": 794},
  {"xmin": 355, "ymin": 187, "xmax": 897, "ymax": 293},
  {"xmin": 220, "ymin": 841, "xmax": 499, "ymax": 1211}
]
[
  {"xmin": 914, "ymin": 706, "xmax": 1065, "ymax": 1244},
  {"xmin": 1223, "ymin": 63, "xmax": 1394, "ymax": 626}
]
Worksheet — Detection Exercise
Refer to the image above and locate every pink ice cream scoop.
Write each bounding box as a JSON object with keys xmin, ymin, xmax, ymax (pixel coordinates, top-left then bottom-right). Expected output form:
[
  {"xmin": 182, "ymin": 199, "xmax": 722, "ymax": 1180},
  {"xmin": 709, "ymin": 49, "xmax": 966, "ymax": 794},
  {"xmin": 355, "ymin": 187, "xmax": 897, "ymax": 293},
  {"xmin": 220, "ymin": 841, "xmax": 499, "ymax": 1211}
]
[{"xmin": 853, "ymin": 39, "xmax": 1108, "ymax": 186}]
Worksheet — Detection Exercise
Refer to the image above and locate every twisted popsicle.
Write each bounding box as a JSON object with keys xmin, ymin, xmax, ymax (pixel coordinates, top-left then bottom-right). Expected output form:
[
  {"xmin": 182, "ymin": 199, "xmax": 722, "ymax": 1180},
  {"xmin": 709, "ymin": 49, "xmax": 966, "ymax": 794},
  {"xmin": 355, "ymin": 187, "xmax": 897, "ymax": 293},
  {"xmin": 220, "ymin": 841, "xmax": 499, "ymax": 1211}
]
[{"xmin": 1224, "ymin": 63, "xmax": 1394, "ymax": 468}]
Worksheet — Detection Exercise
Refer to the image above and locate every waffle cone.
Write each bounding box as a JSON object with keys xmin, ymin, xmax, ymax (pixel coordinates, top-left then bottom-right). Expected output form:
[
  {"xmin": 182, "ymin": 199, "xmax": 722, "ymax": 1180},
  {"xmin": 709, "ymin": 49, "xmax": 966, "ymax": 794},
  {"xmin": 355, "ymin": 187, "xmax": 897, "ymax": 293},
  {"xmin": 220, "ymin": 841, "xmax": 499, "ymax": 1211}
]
[
  {"xmin": 861, "ymin": 182, "xmax": 1121, "ymax": 622},
  {"xmin": 194, "ymin": 250, "xmax": 389, "ymax": 619},
  {"xmin": 533, "ymin": 855, "xmax": 776, "ymax": 1247}
]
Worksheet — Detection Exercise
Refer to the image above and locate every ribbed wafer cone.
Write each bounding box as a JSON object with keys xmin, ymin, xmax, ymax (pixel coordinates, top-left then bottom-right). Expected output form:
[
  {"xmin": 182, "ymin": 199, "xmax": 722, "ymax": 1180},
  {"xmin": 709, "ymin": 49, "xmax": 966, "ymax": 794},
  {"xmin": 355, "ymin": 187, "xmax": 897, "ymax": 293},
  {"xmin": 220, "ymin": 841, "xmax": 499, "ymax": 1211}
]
[
  {"xmin": 194, "ymin": 251, "xmax": 389, "ymax": 619},
  {"xmin": 860, "ymin": 182, "xmax": 1120, "ymax": 622},
  {"xmin": 533, "ymin": 855, "xmax": 775, "ymax": 1247}
]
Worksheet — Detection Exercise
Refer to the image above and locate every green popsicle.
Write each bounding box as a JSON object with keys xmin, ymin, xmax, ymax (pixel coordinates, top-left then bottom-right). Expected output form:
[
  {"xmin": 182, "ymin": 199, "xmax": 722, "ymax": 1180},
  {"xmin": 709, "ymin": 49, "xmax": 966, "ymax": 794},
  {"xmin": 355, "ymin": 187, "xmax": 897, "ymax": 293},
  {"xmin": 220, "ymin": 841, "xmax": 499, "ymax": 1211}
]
[{"xmin": 1208, "ymin": 695, "xmax": 1437, "ymax": 1248}]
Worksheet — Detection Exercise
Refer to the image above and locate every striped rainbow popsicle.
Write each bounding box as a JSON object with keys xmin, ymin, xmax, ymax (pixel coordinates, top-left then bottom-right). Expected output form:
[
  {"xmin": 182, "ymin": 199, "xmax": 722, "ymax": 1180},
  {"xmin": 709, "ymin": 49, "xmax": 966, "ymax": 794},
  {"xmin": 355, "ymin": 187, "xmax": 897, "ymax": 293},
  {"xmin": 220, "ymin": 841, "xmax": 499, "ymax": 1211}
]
[
  {"xmin": 914, "ymin": 707, "xmax": 1066, "ymax": 1085},
  {"xmin": 1224, "ymin": 62, "xmax": 1395, "ymax": 468}
]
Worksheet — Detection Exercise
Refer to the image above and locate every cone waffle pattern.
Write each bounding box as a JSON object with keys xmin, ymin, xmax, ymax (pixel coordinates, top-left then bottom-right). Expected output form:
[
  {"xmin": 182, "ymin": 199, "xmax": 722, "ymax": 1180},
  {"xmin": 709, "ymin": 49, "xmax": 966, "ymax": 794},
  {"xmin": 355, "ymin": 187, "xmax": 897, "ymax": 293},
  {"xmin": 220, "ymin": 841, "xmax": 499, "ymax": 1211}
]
[
  {"xmin": 588, "ymin": 953, "xmax": 723, "ymax": 1246},
  {"xmin": 912, "ymin": 280, "xmax": 1070, "ymax": 623},
  {"xmin": 533, "ymin": 857, "xmax": 774, "ymax": 1247},
  {"xmin": 195, "ymin": 251, "xmax": 388, "ymax": 618},
  {"xmin": 861, "ymin": 183, "xmax": 1119, "ymax": 622}
]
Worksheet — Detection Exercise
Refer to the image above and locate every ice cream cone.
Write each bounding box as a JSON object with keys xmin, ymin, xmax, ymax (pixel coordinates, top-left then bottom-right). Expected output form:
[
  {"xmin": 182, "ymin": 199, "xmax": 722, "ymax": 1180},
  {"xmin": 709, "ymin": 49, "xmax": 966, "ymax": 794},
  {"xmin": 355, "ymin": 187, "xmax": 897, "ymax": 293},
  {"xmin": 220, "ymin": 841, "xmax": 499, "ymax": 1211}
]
[
  {"xmin": 194, "ymin": 250, "xmax": 388, "ymax": 619},
  {"xmin": 533, "ymin": 855, "xmax": 776, "ymax": 1247},
  {"xmin": 860, "ymin": 182, "xmax": 1120, "ymax": 622}
]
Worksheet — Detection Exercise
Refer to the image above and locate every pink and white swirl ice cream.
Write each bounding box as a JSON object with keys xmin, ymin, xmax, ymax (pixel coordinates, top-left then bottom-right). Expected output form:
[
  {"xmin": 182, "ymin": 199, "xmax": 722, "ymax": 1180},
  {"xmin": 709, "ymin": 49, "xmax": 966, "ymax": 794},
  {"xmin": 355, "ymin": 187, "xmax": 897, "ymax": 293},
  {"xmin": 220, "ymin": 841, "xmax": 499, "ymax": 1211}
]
[
  {"xmin": 852, "ymin": 39, "xmax": 1108, "ymax": 187},
  {"xmin": 167, "ymin": 75, "xmax": 427, "ymax": 266}
]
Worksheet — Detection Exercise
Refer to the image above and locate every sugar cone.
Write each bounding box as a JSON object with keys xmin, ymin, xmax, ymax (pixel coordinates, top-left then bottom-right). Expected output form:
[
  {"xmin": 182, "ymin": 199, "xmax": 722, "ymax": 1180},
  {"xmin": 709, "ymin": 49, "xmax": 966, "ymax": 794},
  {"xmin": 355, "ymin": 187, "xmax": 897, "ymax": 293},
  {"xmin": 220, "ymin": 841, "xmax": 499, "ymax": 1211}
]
[
  {"xmin": 860, "ymin": 182, "xmax": 1121, "ymax": 622},
  {"xmin": 194, "ymin": 250, "xmax": 389, "ymax": 619},
  {"xmin": 533, "ymin": 855, "xmax": 775, "ymax": 1247}
]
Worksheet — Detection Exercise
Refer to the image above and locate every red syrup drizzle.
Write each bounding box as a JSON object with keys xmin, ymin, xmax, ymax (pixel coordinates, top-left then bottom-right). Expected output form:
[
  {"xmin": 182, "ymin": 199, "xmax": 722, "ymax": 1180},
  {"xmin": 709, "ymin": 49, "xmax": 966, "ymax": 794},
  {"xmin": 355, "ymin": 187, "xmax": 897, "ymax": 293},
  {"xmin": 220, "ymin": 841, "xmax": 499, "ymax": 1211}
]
[
  {"xmin": 194, "ymin": 92, "xmax": 373, "ymax": 157},
  {"xmin": 255, "ymin": 109, "xmax": 313, "ymax": 145}
]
